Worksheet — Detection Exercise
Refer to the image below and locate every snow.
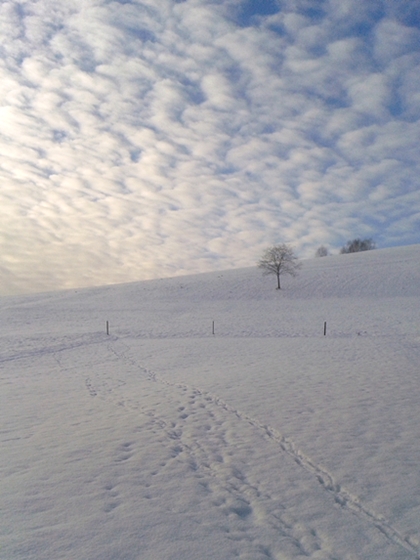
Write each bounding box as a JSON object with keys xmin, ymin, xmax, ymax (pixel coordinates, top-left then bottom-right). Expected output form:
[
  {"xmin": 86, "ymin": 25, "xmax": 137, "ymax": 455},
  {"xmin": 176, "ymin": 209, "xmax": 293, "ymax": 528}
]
[{"xmin": 1, "ymin": 244, "xmax": 420, "ymax": 559}]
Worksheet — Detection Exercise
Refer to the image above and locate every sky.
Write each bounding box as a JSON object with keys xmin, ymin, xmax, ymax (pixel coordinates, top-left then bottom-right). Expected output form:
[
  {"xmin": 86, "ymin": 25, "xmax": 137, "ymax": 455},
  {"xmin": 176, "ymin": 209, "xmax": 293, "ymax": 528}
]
[{"xmin": 1, "ymin": 0, "xmax": 420, "ymax": 295}]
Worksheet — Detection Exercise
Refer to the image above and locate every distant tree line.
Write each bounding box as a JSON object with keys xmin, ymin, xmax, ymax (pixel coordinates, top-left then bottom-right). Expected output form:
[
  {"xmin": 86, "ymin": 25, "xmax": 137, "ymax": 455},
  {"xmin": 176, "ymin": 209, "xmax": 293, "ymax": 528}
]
[
  {"xmin": 315, "ymin": 238, "xmax": 376, "ymax": 257},
  {"xmin": 340, "ymin": 238, "xmax": 376, "ymax": 254}
]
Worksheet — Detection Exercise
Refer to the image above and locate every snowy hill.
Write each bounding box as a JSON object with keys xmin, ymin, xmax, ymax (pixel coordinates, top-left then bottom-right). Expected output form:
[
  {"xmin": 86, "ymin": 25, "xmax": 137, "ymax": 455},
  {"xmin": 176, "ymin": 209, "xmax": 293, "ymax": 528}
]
[{"xmin": 1, "ymin": 245, "xmax": 420, "ymax": 559}]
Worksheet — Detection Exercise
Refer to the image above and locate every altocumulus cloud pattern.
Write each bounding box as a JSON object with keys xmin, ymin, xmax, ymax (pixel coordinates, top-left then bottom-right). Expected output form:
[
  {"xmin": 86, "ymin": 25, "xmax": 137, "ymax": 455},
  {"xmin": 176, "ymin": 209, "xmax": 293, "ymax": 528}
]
[{"xmin": 1, "ymin": 0, "xmax": 419, "ymax": 295}]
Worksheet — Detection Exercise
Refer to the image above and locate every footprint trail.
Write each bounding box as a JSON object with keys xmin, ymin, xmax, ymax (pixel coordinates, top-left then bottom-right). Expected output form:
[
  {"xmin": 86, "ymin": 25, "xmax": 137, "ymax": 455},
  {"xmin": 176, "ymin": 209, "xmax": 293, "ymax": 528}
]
[{"xmin": 81, "ymin": 339, "xmax": 419, "ymax": 559}]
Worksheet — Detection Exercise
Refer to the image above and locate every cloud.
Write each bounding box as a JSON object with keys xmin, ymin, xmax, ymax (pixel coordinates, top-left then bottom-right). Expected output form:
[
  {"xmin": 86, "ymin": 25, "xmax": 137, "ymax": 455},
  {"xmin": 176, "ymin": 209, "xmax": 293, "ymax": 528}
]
[{"xmin": 0, "ymin": 0, "xmax": 419, "ymax": 294}]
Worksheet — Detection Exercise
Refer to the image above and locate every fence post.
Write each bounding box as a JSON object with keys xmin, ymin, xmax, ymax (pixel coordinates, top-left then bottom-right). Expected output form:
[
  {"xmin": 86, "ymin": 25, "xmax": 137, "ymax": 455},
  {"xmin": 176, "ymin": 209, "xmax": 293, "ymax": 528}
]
[
  {"xmin": 106, "ymin": 321, "xmax": 110, "ymax": 335},
  {"xmin": 324, "ymin": 321, "xmax": 327, "ymax": 336},
  {"xmin": 212, "ymin": 321, "xmax": 215, "ymax": 335}
]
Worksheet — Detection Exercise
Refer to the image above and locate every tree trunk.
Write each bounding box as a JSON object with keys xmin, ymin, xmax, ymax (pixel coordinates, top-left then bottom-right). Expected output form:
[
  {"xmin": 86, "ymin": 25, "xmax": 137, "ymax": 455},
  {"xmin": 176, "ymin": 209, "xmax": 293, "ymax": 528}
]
[{"xmin": 277, "ymin": 272, "xmax": 281, "ymax": 289}]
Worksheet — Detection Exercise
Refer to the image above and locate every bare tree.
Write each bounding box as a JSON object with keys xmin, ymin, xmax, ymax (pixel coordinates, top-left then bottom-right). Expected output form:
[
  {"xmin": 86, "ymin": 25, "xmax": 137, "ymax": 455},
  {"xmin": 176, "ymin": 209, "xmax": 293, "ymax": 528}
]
[
  {"xmin": 315, "ymin": 245, "xmax": 329, "ymax": 257},
  {"xmin": 340, "ymin": 238, "xmax": 376, "ymax": 254},
  {"xmin": 258, "ymin": 244, "xmax": 301, "ymax": 289}
]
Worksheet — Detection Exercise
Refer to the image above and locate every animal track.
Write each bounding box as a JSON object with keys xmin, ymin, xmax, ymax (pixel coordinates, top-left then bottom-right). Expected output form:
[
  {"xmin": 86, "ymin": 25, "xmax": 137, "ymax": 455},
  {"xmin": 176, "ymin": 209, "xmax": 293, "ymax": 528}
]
[
  {"xmin": 102, "ymin": 481, "xmax": 121, "ymax": 513},
  {"xmin": 85, "ymin": 378, "xmax": 97, "ymax": 397},
  {"xmin": 115, "ymin": 442, "xmax": 134, "ymax": 463}
]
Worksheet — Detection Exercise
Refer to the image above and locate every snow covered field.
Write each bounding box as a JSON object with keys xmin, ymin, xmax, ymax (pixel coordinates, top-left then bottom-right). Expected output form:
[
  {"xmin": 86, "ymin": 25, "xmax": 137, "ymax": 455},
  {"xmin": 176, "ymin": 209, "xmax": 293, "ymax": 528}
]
[{"xmin": 1, "ymin": 244, "xmax": 420, "ymax": 560}]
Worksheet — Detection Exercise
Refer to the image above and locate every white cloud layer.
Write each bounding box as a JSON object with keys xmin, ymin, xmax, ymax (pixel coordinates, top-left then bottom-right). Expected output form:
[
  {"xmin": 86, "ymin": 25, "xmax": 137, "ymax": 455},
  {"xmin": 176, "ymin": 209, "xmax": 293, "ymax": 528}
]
[{"xmin": 1, "ymin": 0, "xmax": 419, "ymax": 294}]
